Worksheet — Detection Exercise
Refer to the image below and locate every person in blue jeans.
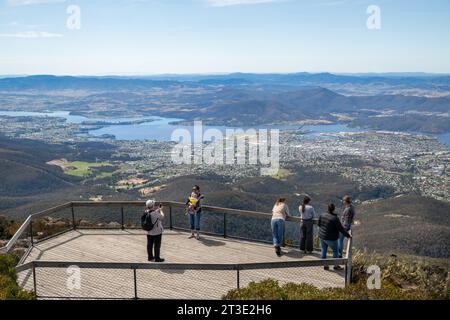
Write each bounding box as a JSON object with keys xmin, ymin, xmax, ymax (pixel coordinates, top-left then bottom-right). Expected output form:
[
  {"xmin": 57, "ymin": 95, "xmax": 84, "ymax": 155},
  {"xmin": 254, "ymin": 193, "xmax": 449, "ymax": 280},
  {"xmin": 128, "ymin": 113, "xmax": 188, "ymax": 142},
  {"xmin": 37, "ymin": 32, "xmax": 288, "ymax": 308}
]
[
  {"xmin": 185, "ymin": 185, "xmax": 204, "ymax": 240},
  {"xmin": 318, "ymin": 203, "xmax": 351, "ymax": 270},
  {"xmin": 338, "ymin": 195, "xmax": 356, "ymax": 257},
  {"xmin": 271, "ymin": 198, "xmax": 290, "ymax": 257}
]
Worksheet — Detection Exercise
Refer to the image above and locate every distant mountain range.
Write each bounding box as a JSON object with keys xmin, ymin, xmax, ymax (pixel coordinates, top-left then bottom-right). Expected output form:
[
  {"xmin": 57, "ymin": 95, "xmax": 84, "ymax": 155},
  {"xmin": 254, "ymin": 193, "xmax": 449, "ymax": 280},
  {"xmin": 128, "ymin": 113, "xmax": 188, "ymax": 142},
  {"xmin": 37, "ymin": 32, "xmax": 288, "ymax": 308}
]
[
  {"xmin": 0, "ymin": 74, "xmax": 449, "ymax": 133},
  {"xmin": 185, "ymin": 86, "xmax": 450, "ymax": 131},
  {"xmin": 0, "ymin": 75, "xmax": 179, "ymax": 90},
  {"xmin": 1, "ymin": 72, "xmax": 450, "ymax": 89}
]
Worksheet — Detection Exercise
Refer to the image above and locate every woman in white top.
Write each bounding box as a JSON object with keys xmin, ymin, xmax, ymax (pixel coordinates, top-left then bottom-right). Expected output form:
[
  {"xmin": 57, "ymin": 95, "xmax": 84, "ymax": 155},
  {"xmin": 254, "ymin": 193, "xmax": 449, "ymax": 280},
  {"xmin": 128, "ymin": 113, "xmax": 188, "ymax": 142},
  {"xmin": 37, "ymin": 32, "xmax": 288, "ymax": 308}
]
[
  {"xmin": 271, "ymin": 198, "xmax": 289, "ymax": 257},
  {"xmin": 299, "ymin": 196, "xmax": 315, "ymax": 254}
]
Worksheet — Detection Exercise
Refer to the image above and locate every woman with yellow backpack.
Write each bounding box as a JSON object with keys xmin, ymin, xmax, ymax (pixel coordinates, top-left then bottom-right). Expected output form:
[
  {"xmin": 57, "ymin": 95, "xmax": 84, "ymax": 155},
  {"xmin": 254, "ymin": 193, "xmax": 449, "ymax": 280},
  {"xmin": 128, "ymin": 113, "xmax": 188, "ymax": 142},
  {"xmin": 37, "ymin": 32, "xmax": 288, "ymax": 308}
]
[{"xmin": 185, "ymin": 185, "xmax": 204, "ymax": 240}]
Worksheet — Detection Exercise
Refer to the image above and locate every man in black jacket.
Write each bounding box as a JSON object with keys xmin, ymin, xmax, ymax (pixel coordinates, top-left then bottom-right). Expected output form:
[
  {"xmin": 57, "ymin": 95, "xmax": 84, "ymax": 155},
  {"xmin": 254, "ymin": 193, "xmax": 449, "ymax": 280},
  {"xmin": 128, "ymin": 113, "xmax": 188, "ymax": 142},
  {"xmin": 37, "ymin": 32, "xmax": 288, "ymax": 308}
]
[{"xmin": 318, "ymin": 203, "xmax": 352, "ymax": 270}]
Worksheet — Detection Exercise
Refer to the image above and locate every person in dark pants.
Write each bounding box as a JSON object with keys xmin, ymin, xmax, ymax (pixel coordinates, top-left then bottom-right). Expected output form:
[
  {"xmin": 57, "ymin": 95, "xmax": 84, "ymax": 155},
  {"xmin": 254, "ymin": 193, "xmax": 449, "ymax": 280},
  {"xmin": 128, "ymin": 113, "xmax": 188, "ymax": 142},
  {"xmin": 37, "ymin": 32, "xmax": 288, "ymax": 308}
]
[
  {"xmin": 145, "ymin": 199, "xmax": 165, "ymax": 262},
  {"xmin": 318, "ymin": 203, "xmax": 352, "ymax": 270},
  {"xmin": 299, "ymin": 196, "xmax": 315, "ymax": 254},
  {"xmin": 338, "ymin": 195, "xmax": 356, "ymax": 257}
]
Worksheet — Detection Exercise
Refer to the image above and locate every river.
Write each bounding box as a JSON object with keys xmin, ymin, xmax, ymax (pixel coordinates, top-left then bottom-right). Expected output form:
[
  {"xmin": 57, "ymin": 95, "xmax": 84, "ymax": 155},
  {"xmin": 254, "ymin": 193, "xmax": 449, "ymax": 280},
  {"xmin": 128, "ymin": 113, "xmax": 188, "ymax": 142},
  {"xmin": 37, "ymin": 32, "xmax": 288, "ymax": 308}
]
[{"xmin": 0, "ymin": 110, "xmax": 449, "ymax": 147}]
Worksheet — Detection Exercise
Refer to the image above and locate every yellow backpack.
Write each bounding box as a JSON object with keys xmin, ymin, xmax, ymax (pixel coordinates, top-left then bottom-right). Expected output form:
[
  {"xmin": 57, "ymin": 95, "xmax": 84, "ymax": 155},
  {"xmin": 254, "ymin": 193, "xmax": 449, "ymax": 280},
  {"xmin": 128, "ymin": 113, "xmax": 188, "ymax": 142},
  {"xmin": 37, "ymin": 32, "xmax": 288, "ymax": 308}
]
[{"xmin": 189, "ymin": 196, "xmax": 199, "ymax": 205}]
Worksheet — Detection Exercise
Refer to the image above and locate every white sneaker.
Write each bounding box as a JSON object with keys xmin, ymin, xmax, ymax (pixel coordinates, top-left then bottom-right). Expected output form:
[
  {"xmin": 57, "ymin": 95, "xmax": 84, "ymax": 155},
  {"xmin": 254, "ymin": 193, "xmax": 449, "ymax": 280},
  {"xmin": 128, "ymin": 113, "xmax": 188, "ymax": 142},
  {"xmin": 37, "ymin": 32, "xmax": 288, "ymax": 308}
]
[{"xmin": 196, "ymin": 234, "xmax": 200, "ymax": 240}]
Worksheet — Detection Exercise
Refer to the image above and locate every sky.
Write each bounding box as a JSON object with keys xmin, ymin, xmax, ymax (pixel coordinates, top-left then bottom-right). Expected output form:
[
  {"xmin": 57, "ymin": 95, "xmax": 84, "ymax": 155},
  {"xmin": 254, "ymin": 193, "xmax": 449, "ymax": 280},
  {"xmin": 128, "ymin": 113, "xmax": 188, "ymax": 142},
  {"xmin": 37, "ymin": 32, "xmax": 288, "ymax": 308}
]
[{"xmin": 0, "ymin": 0, "xmax": 449, "ymax": 75}]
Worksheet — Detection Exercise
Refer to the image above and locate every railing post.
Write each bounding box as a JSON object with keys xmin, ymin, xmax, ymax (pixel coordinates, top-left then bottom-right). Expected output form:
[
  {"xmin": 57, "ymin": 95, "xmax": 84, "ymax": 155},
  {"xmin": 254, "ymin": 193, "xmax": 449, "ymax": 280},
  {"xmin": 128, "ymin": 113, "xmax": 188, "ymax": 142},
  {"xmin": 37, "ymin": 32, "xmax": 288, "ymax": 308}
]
[
  {"xmin": 236, "ymin": 268, "xmax": 240, "ymax": 289},
  {"xmin": 29, "ymin": 221, "xmax": 34, "ymax": 246},
  {"xmin": 223, "ymin": 212, "xmax": 227, "ymax": 238},
  {"xmin": 32, "ymin": 262, "xmax": 37, "ymax": 299},
  {"xmin": 121, "ymin": 207, "xmax": 124, "ymax": 230},
  {"xmin": 169, "ymin": 205, "xmax": 173, "ymax": 230},
  {"xmin": 71, "ymin": 203, "xmax": 76, "ymax": 230},
  {"xmin": 345, "ymin": 233, "xmax": 353, "ymax": 286},
  {"xmin": 133, "ymin": 267, "xmax": 138, "ymax": 300}
]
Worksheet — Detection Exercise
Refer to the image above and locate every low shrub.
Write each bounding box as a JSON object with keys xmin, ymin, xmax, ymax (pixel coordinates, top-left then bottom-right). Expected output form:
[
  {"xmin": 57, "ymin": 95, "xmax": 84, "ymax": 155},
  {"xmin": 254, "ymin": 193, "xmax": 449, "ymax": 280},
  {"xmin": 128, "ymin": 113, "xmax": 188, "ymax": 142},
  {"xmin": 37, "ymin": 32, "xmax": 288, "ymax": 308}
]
[
  {"xmin": 0, "ymin": 216, "xmax": 21, "ymax": 240},
  {"xmin": 223, "ymin": 250, "xmax": 449, "ymax": 300},
  {"xmin": 0, "ymin": 254, "xmax": 34, "ymax": 300}
]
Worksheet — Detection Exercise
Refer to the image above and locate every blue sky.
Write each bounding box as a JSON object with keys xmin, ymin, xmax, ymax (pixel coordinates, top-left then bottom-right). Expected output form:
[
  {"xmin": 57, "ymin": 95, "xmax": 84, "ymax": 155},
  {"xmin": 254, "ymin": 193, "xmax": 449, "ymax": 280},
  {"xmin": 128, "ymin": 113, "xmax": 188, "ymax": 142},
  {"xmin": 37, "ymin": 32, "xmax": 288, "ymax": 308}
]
[{"xmin": 0, "ymin": 0, "xmax": 449, "ymax": 75}]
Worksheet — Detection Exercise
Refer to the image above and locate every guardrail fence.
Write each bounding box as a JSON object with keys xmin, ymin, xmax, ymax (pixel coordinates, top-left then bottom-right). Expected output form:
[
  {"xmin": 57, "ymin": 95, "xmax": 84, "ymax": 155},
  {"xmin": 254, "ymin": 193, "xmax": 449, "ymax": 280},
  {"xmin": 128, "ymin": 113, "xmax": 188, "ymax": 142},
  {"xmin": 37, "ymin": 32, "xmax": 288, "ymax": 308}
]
[{"xmin": 2, "ymin": 201, "xmax": 353, "ymax": 299}]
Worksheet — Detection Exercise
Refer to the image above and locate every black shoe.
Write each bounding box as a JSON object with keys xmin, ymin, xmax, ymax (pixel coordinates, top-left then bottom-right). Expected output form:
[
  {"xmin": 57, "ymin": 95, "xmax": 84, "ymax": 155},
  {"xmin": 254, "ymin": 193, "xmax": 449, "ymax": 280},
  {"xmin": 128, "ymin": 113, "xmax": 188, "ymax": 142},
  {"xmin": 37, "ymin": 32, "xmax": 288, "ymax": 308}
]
[
  {"xmin": 275, "ymin": 246, "xmax": 281, "ymax": 257},
  {"xmin": 324, "ymin": 266, "xmax": 330, "ymax": 270},
  {"xmin": 155, "ymin": 258, "xmax": 165, "ymax": 263},
  {"xmin": 148, "ymin": 257, "xmax": 154, "ymax": 261},
  {"xmin": 333, "ymin": 266, "xmax": 344, "ymax": 271}
]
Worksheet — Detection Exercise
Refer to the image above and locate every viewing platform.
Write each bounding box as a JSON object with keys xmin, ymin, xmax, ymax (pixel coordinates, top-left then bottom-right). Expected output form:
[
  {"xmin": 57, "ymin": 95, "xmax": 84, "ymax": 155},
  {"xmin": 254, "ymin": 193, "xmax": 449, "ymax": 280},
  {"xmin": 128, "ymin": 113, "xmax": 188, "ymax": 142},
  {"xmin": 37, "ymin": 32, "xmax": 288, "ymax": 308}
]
[{"xmin": 1, "ymin": 202, "xmax": 352, "ymax": 300}]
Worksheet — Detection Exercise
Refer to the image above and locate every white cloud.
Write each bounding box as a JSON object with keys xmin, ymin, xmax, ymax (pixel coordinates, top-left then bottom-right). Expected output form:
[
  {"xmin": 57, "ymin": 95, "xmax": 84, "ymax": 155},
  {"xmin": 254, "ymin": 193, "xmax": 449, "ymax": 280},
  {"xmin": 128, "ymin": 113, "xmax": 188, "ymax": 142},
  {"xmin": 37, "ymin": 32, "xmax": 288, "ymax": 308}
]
[
  {"xmin": 7, "ymin": 0, "xmax": 66, "ymax": 6},
  {"xmin": 207, "ymin": 0, "xmax": 284, "ymax": 7},
  {"xmin": 0, "ymin": 31, "xmax": 62, "ymax": 38}
]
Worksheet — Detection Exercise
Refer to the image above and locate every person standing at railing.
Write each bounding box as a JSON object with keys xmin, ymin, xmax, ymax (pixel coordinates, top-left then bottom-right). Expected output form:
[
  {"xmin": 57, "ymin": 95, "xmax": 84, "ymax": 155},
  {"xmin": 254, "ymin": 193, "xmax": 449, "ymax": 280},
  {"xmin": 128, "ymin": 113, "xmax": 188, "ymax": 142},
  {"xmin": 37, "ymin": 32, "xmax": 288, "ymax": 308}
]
[
  {"xmin": 338, "ymin": 195, "xmax": 356, "ymax": 258},
  {"xmin": 271, "ymin": 198, "xmax": 290, "ymax": 257},
  {"xmin": 185, "ymin": 185, "xmax": 204, "ymax": 240},
  {"xmin": 299, "ymin": 196, "xmax": 315, "ymax": 254},
  {"xmin": 144, "ymin": 199, "xmax": 165, "ymax": 263},
  {"xmin": 318, "ymin": 203, "xmax": 351, "ymax": 270}
]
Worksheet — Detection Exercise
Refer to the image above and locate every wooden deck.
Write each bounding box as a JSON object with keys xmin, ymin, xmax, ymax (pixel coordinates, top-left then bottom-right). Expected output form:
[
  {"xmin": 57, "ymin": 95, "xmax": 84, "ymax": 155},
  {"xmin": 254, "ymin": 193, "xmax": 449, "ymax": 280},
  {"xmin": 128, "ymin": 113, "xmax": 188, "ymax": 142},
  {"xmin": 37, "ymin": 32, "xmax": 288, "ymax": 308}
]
[{"xmin": 17, "ymin": 229, "xmax": 345, "ymax": 299}]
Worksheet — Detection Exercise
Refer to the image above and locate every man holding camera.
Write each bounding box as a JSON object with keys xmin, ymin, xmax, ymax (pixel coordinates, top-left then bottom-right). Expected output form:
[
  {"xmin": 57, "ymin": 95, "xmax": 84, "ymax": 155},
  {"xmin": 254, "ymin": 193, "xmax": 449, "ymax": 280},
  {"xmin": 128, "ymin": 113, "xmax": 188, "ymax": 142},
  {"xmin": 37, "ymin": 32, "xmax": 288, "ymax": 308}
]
[{"xmin": 144, "ymin": 199, "xmax": 165, "ymax": 262}]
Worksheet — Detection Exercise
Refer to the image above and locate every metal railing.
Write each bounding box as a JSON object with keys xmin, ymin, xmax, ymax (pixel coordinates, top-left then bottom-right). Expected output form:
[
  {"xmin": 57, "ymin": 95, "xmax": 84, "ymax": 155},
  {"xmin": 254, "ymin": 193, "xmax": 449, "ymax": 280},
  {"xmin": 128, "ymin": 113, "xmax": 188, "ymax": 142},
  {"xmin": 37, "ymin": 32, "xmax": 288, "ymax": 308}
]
[
  {"xmin": 1, "ymin": 201, "xmax": 353, "ymax": 299},
  {"xmin": 1, "ymin": 201, "xmax": 309, "ymax": 254},
  {"xmin": 16, "ymin": 258, "xmax": 349, "ymax": 300}
]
